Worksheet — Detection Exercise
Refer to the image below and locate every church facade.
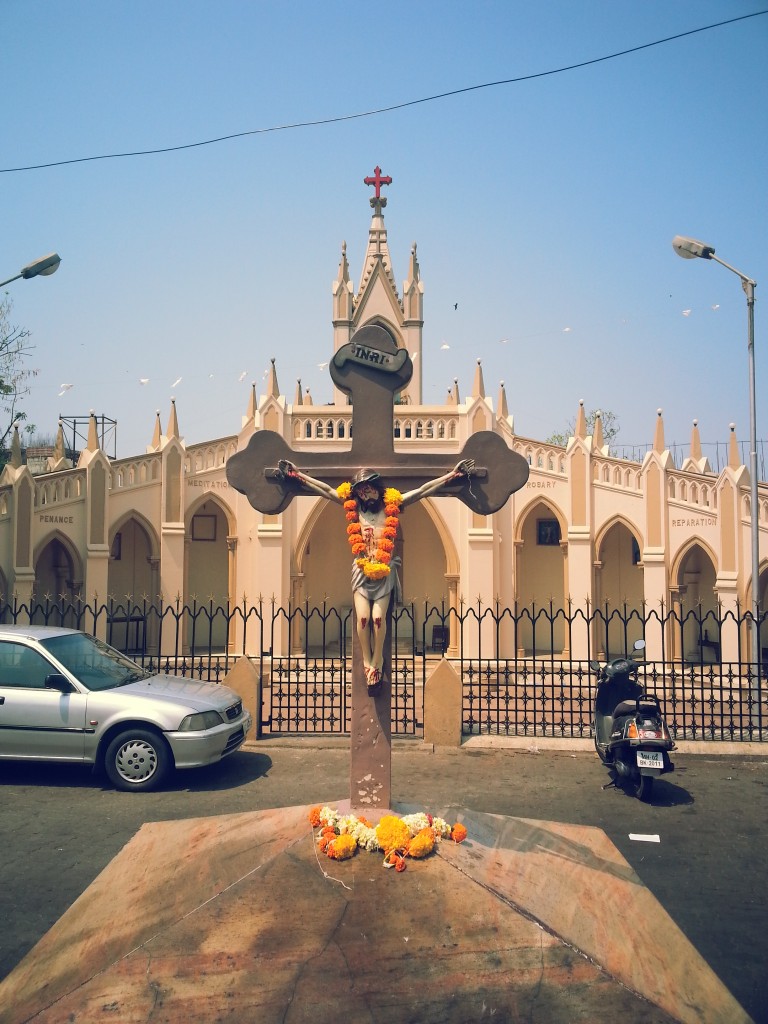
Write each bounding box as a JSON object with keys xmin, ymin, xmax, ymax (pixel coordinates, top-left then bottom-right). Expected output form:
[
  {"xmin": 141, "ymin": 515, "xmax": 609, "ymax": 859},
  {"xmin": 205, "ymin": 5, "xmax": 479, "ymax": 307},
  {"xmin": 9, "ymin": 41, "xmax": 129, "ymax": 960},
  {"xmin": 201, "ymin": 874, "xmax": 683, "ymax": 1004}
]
[{"xmin": 1, "ymin": 184, "xmax": 766, "ymax": 667}]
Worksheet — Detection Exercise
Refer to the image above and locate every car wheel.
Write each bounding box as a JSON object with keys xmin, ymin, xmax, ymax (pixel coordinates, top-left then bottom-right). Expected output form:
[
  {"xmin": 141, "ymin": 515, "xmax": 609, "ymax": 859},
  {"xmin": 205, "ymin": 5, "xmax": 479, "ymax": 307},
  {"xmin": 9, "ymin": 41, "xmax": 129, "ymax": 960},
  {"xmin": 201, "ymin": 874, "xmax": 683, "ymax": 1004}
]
[{"xmin": 104, "ymin": 729, "xmax": 171, "ymax": 792}]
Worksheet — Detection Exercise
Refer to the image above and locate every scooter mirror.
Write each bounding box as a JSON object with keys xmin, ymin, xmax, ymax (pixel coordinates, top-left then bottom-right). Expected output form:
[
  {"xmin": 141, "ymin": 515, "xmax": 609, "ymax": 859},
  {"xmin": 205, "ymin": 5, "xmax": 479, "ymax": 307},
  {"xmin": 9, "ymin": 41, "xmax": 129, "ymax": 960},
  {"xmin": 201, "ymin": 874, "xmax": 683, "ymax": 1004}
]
[
  {"xmin": 633, "ymin": 639, "xmax": 646, "ymax": 652},
  {"xmin": 588, "ymin": 660, "xmax": 601, "ymax": 672}
]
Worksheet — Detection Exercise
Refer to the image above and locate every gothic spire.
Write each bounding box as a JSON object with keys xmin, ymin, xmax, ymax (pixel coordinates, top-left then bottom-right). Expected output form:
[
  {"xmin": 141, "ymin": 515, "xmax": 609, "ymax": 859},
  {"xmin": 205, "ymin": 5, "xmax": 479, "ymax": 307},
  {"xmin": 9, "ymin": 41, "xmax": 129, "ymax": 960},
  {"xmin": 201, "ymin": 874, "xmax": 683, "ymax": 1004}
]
[
  {"xmin": 690, "ymin": 419, "xmax": 702, "ymax": 461},
  {"xmin": 592, "ymin": 410, "xmax": 604, "ymax": 451},
  {"xmin": 166, "ymin": 399, "xmax": 179, "ymax": 440},
  {"xmin": 574, "ymin": 400, "xmax": 587, "ymax": 440},
  {"xmin": 265, "ymin": 358, "xmax": 279, "ymax": 399},
  {"xmin": 472, "ymin": 359, "xmax": 485, "ymax": 399},
  {"xmin": 728, "ymin": 423, "xmax": 740, "ymax": 469},
  {"xmin": 653, "ymin": 408, "xmax": 665, "ymax": 454},
  {"xmin": 497, "ymin": 381, "xmax": 509, "ymax": 420}
]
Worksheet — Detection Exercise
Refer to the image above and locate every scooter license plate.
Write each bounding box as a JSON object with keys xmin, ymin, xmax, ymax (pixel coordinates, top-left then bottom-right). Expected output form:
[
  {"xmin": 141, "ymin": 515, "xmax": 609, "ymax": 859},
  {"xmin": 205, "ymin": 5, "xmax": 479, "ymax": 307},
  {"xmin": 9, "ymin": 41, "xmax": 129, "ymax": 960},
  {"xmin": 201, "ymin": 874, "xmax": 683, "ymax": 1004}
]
[{"xmin": 637, "ymin": 751, "xmax": 664, "ymax": 770}]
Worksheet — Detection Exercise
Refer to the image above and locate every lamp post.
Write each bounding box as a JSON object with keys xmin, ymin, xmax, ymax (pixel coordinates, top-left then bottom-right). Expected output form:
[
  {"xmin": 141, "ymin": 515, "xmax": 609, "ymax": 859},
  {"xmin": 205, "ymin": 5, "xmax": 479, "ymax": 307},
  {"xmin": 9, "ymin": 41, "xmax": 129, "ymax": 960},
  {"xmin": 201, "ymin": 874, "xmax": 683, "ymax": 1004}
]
[
  {"xmin": 672, "ymin": 235, "xmax": 761, "ymax": 676},
  {"xmin": 0, "ymin": 252, "xmax": 61, "ymax": 289}
]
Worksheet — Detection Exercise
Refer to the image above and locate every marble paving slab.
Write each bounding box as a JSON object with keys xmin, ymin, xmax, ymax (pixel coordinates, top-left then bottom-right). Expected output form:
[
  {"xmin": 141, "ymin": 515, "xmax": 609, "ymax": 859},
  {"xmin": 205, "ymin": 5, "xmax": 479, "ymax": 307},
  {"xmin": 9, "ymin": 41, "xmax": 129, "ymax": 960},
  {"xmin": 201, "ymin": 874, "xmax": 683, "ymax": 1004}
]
[{"xmin": 0, "ymin": 803, "xmax": 753, "ymax": 1024}]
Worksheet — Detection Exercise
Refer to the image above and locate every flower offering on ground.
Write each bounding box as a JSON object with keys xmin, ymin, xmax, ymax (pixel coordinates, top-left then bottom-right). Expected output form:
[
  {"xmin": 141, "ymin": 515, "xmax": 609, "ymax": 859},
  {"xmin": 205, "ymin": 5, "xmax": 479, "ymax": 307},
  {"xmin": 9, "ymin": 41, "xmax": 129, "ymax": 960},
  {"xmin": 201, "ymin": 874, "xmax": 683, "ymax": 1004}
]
[{"xmin": 308, "ymin": 805, "xmax": 466, "ymax": 873}]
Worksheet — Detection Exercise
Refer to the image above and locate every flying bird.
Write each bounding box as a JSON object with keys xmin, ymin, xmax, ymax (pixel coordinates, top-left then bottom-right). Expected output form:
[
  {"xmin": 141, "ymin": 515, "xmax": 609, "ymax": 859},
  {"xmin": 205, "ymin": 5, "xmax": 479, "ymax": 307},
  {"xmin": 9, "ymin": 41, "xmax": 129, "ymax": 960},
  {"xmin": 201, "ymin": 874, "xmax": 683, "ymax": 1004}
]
[
  {"xmin": 682, "ymin": 310, "xmax": 692, "ymax": 317},
  {"xmin": 139, "ymin": 378, "xmax": 150, "ymax": 385},
  {"xmin": 238, "ymin": 370, "xmax": 248, "ymax": 382},
  {"xmin": 58, "ymin": 384, "xmax": 74, "ymax": 396},
  {"xmin": 318, "ymin": 361, "xmax": 328, "ymax": 371},
  {"xmin": 440, "ymin": 342, "xmax": 450, "ymax": 350},
  {"xmin": 453, "ymin": 303, "xmax": 458, "ymax": 310},
  {"xmin": 171, "ymin": 376, "xmax": 182, "ymax": 387}
]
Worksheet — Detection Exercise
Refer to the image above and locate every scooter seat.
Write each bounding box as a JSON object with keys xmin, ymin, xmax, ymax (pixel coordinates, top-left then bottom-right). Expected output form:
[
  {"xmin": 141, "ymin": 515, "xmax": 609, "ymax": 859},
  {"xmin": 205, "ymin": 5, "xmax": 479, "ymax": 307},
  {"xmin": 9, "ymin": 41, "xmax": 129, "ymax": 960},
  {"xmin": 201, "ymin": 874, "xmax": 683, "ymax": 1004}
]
[{"xmin": 613, "ymin": 698, "xmax": 659, "ymax": 718}]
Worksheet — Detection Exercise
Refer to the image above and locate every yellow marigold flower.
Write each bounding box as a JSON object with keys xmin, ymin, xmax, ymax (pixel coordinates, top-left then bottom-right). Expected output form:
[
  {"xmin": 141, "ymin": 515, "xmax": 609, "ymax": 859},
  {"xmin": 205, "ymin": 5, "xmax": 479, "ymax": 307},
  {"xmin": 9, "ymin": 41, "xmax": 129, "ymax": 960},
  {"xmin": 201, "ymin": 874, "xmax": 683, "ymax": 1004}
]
[
  {"xmin": 327, "ymin": 834, "xmax": 357, "ymax": 860},
  {"xmin": 407, "ymin": 827, "xmax": 436, "ymax": 859},
  {"xmin": 384, "ymin": 488, "xmax": 403, "ymax": 505},
  {"xmin": 376, "ymin": 815, "xmax": 411, "ymax": 852},
  {"xmin": 337, "ymin": 482, "xmax": 352, "ymax": 500}
]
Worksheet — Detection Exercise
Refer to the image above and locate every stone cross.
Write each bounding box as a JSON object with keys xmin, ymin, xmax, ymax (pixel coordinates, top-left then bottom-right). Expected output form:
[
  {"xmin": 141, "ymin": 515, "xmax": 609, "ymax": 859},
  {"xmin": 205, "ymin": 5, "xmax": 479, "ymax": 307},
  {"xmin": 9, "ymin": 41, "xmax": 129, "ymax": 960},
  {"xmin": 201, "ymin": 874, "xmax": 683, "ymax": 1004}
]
[{"xmin": 227, "ymin": 323, "xmax": 529, "ymax": 810}]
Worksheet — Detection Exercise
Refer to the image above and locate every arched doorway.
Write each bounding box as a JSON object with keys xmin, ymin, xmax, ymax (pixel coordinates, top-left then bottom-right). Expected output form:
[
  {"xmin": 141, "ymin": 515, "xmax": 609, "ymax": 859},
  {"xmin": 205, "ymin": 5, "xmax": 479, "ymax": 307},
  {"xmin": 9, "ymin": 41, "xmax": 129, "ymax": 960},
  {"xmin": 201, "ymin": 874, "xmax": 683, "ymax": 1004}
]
[
  {"xmin": 516, "ymin": 501, "xmax": 567, "ymax": 655},
  {"xmin": 108, "ymin": 514, "xmax": 160, "ymax": 656},
  {"xmin": 33, "ymin": 534, "xmax": 83, "ymax": 626},
  {"xmin": 673, "ymin": 543, "xmax": 718, "ymax": 662},
  {"xmin": 185, "ymin": 498, "xmax": 233, "ymax": 651},
  {"xmin": 108, "ymin": 515, "xmax": 158, "ymax": 601},
  {"xmin": 594, "ymin": 519, "xmax": 644, "ymax": 658}
]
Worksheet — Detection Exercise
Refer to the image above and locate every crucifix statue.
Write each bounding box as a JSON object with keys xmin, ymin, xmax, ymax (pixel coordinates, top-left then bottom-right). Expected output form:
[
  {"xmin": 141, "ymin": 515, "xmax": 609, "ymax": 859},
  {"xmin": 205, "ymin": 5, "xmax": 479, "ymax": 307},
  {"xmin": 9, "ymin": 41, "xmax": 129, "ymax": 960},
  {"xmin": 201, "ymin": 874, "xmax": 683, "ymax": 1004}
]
[{"xmin": 227, "ymin": 323, "xmax": 529, "ymax": 808}]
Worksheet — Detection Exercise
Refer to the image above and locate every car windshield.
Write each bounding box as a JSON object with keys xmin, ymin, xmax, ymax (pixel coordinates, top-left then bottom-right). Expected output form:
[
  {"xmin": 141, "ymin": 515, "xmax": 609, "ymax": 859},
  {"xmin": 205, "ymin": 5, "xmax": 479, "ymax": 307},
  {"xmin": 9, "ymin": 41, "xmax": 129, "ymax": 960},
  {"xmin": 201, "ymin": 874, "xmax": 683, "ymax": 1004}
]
[{"xmin": 40, "ymin": 633, "xmax": 150, "ymax": 692}]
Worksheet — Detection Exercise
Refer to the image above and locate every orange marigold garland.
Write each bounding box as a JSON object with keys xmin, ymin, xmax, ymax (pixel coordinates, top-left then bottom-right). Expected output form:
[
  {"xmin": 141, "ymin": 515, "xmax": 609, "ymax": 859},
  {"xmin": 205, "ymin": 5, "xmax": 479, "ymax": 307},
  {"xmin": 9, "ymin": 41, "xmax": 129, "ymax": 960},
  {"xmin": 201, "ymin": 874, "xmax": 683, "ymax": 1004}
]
[
  {"xmin": 337, "ymin": 482, "xmax": 403, "ymax": 580},
  {"xmin": 310, "ymin": 806, "xmax": 466, "ymax": 874}
]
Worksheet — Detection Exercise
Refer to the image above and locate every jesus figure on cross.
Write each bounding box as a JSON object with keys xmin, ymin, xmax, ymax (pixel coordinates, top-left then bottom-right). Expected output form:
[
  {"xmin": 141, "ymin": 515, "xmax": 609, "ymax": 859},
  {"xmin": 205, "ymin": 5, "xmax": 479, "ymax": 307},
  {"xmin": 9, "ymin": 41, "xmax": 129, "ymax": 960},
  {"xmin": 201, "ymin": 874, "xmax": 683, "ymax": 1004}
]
[{"xmin": 277, "ymin": 458, "xmax": 474, "ymax": 689}]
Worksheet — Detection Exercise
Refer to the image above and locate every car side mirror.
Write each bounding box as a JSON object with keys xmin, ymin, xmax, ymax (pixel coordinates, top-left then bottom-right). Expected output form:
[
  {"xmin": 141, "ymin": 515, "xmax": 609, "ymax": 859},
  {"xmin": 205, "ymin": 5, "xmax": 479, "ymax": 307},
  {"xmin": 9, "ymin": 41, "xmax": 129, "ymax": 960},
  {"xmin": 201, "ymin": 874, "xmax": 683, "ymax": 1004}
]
[{"xmin": 45, "ymin": 673, "xmax": 74, "ymax": 693}]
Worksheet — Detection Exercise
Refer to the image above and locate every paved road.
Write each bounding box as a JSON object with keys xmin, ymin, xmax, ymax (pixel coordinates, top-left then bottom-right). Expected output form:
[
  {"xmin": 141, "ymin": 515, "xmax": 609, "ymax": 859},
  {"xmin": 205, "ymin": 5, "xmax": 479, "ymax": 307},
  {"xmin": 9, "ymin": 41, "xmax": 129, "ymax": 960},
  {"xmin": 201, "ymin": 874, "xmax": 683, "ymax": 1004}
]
[{"xmin": 2, "ymin": 743, "xmax": 766, "ymax": 1023}]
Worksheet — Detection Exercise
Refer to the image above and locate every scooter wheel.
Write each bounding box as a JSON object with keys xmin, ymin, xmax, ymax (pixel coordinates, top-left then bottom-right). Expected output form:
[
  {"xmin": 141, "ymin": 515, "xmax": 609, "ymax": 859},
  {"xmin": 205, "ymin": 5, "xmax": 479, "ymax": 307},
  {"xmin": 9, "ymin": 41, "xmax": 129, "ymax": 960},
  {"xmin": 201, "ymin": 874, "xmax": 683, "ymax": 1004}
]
[{"xmin": 631, "ymin": 773, "xmax": 654, "ymax": 801}]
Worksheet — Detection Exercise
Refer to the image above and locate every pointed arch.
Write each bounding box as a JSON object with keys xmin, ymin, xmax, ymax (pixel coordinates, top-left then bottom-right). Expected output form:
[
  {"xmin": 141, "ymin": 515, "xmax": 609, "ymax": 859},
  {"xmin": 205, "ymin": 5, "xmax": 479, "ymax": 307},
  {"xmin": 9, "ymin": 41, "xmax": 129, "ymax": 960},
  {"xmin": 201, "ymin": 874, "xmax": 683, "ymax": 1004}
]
[
  {"xmin": 107, "ymin": 512, "xmax": 161, "ymax": 604},
  {"xmin": 185, "ymin": 494, "xmax": 236, "ymax": 650},
  {"xmin": 594, "ymin": 515, "xmax": 643, "ymax": 561},
  {"xmin": 359, "ymin": 315, "xmax": 404, "ymax": 349},
  {"xmin": 33, "ymin": 531, "xmax": 85, "ymax": 624},
  {"xmin": 514, "ymin": 498, "xmax": 567, "ymax": 654}
]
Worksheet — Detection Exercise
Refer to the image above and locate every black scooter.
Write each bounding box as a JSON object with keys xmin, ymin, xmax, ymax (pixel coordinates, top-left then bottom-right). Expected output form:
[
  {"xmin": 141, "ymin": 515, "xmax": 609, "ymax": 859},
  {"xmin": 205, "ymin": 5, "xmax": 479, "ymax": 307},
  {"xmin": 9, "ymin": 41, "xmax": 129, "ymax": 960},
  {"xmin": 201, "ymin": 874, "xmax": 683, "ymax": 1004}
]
[{"xmin": 591, "ymin": 640, "xmax": 675, "ymax": 801}]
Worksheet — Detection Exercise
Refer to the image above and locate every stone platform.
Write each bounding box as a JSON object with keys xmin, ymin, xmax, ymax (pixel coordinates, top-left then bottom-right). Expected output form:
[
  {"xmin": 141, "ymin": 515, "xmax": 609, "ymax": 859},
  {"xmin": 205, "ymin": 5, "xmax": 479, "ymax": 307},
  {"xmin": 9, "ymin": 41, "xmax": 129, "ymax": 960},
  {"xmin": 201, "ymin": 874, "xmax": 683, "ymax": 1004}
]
[{"xmin": 0, "ymin": 804, "xmax": 752, "ymax": 1024}]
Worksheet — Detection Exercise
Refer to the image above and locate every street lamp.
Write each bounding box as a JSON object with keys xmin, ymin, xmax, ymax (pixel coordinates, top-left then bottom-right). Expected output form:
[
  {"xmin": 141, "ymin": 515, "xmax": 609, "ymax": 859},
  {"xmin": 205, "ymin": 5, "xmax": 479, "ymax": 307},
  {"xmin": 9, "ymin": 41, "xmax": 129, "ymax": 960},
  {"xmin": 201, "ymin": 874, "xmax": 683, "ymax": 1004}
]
[
  {"xmin": 672, "ymin": 235, "xmax": 761, "ymax": 675},
  {"xmin": 0, "ymin": 252, "xmax": 61, "ymax": 289}
]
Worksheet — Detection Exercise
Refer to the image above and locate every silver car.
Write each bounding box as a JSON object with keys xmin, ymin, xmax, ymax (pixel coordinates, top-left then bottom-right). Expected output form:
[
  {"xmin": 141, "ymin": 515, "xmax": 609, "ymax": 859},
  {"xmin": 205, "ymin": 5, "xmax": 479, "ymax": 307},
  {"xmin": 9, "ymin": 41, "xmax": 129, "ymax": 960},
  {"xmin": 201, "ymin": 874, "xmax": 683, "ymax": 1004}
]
[{"xmin": 0, "ymin": 625, "xmax": 252, "ymax": 791}]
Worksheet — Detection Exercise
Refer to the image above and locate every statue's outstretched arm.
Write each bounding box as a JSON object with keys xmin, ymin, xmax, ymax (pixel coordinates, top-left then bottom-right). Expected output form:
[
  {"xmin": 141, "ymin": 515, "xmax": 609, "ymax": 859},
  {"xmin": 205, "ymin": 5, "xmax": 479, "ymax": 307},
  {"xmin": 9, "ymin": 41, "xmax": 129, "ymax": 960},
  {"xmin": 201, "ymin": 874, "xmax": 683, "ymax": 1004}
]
[
  {"xmin": 277, "ymin": 460, "xmax": 341, "ymax": 502},
  {"xmin": 402, "ymin": 459, "xmax": 475, "ymax": 507}
]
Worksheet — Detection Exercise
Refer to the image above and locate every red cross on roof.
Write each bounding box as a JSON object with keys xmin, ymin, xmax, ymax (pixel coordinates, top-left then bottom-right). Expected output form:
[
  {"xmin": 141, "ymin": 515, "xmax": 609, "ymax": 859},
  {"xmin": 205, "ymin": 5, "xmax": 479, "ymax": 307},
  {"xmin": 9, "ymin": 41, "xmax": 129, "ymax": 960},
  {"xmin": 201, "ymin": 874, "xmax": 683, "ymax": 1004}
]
[{"xmin": 363, "ymin": 166, "xmax": 392, "ymax": 199}]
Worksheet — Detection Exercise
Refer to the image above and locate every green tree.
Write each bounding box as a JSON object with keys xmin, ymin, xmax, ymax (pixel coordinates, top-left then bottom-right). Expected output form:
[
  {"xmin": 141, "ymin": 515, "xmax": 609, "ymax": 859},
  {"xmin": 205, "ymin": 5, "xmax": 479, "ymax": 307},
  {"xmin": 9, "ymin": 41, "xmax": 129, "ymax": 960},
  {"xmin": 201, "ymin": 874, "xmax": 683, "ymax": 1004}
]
[
  {"xmin": 0, "ymin": 293, "xmax": 36, "ymax": 452},
  {"xmin": 546, "ymin": 409, "xmax": 620, "ymax": 448}
]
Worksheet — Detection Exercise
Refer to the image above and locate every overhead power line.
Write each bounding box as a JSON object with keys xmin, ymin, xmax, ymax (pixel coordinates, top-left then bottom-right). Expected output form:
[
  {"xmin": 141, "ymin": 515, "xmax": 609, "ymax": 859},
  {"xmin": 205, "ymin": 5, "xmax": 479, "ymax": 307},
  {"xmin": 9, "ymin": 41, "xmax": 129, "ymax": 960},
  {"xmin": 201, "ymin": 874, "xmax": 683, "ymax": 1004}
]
[{"xmin": 2, "ymin": 10, "xmax": 765, "ymax": 174}]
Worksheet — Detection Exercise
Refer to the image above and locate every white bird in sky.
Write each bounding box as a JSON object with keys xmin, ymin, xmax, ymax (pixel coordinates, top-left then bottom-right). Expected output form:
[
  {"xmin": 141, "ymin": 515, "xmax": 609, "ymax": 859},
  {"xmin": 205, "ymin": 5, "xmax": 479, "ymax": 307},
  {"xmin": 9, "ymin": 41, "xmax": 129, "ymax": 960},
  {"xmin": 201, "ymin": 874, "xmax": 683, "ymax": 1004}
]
[
  {"xmin": 58, "ymin": 384, "xmax": 74, "ymax": 396},
  {"xmin": 238, "ymin": 370, "xmax": 247, "ymax": 382},
  {"xmin": 562, "ymin": 326, "xmax": 572, "ymax": 333},
  {"xmin": 440, "ymin": 342, "xmax": 450, "ymax": 350},
  {"xmin": 711, "ymin": 304, "xmax": 720, "ymax": 311},
  {"xmin": 682, "ymin": 309, "xmax": 692, "ymax": 317},
  {"xmin": 139, "ymin": 378, "xmax": 149, "ymax": 385},
  {"xmin": 171, "ymin": 376, "xmax": 182, "ymax": 387},
  {"xmin": 318, "ymin": 361, "xmax": 328, "ymax": 371}
]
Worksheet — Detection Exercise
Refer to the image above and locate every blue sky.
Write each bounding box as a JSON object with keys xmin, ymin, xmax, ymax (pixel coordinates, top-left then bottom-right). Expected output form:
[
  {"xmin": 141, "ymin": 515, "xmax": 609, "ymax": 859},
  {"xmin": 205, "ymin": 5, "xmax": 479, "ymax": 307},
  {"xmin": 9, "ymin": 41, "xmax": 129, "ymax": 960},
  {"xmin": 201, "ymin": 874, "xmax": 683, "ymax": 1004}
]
[{"xmin": 3, "ymin": 1, "xmax": 767, "ymax": 465}]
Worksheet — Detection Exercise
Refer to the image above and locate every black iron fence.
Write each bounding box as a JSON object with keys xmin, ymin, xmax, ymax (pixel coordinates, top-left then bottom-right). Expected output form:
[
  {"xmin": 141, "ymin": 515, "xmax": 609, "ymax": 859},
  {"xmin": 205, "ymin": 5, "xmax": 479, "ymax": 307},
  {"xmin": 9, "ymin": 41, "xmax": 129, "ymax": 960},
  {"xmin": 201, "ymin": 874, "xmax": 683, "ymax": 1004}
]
[{"xmin": 1, "ymin": 596, "xmax": 765, "ymax": 742}]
